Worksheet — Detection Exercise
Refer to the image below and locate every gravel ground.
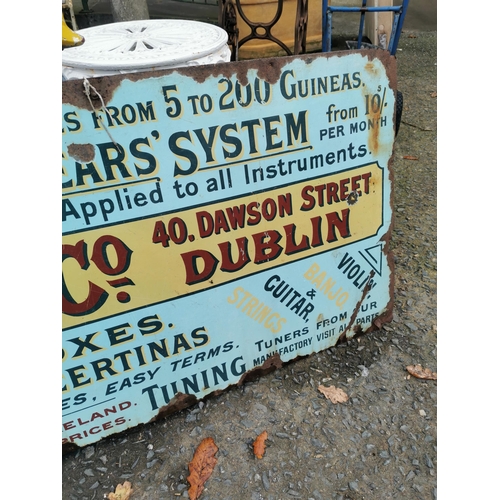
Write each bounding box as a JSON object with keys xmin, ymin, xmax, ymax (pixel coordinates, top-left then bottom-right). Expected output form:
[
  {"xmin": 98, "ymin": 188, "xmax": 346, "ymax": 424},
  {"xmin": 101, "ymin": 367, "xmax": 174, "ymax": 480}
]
[{"xmin": 62, "ymin": 31, "xmax": 437, "ymax": 500}]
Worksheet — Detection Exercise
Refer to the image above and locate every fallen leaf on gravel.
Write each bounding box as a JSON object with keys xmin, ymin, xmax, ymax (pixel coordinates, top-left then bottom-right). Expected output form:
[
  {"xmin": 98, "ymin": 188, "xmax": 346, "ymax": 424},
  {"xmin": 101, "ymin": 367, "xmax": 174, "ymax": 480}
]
[
  {"xmin": 187, "ymin": 437, "xmax": 219, "ymax": 500},
  {"xmin": 406, "ymin": 364, "xmax": 437, "ymax": 380},
  {"xmin": 430, "ymin": 91, "xmax": 437, "ymax": 98},
  {"xmin": 108, "ymin": 481, "xmax": 133, "ymax": 500},
  {"xmin": 318, "ymin": 385, "xmax": 349, "ymax": 404},
  {"xmin": 408, "ymin": 34, "xmax": 418, "ymax": 38},
  {"xmin": 403, "ymin": 155, "xmax": 419, "ymax": 160},
  {"xmin": 253, "ymin": 431, "xmax": 268, "ymax": 459}
]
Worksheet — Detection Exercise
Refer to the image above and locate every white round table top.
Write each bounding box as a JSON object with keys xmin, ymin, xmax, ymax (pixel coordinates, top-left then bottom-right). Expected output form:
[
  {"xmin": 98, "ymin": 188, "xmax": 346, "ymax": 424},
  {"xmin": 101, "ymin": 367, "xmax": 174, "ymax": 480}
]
[{"xmin": 62, "ymin": 19, "xmax": 230, "ymax": 71}]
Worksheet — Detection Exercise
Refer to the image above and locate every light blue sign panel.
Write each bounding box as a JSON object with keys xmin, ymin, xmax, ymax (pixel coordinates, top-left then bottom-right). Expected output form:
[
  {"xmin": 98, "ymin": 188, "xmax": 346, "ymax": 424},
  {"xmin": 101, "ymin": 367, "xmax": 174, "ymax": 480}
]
[{"xmin": 62, "ymin": 50, "xmax": 396, "ymax": 448}]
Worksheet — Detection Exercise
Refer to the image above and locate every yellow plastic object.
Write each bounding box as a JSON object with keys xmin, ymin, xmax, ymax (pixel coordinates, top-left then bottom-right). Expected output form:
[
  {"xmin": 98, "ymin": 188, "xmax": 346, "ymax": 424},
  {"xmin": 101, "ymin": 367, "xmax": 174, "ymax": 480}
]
[{"xmin": 62, "ymin": 14, "xmax": 84, "ymax": 48}]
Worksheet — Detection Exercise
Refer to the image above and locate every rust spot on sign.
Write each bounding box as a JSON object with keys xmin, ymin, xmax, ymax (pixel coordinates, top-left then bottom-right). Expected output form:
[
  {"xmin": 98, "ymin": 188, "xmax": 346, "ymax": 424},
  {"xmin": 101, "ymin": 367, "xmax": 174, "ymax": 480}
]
[
  {"xmin": 238, "ymin": 353, "xmax": 283, "ymax": 384},
  {"xmin": 364, "ymin": 61, "xmax": 380, "ymax": 77},
  {"xmin": 148, "ymin": 392, "xmax": 198, "ymax": 424},
  {"xmin": 175, "ymin": 56, "xmax": 289, "ymax": 86},
  {"xmin": 346, "ymin": 191, "xmax": 359, "ymax": 205},
  {"xmin": 67, "ymin": 143, "xmax": 95, "ymax": 162},
  {"xmin": 62, "ymin": 441, "xmax": 81, "ymax": 455},
  {"xmin": 338, "ymin": 270, "xmax": 375, "ymax": 343}
]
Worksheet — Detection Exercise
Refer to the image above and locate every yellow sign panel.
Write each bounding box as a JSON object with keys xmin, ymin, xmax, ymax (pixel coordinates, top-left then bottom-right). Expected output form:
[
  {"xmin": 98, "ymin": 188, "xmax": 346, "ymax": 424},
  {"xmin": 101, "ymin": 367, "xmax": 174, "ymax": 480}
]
[{"xmin": 62, "ymin": 163, "xmax": 382, "ymax": 329}]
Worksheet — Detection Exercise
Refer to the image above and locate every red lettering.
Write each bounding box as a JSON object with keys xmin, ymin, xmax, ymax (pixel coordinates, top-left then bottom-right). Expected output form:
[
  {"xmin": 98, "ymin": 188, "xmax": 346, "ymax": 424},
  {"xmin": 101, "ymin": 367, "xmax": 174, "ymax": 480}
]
[
  {"xmin": 283, "ymin": 223, "xmax": 310, "ymax": 255},
  {"xmin": 326, "ymin": 182, "xmax": 340, "ymax": 204},
  {"xmin": 213, "ymin": 210, "xmax": 230, "ymax": 234},
  {"xmin": 196, "ymin": 211, "xmax": 214, "ymax": 238},
  {"xmin": 314, "ymin": 185, "xmax": 326, "ymax": 206},
  {"xmin": 225, "ymin": 205, "xmax": 246, "ymax": 229},
  {"xmin": 326, "ymin": 209, "xmax": 351, "ymax": 242},
  {"xmin": 252, "ymin": 230, "xmax": 282, "ymax": 264},
  {"xmin": 351, "ymin": 175, "xmax": 361, "ymax": 193},
  {"xmin": 362, "ymin": 172, "xmax": 371, "ymax": 193},
  {"xmin": 339, "ymin": 178, "xmax": 350, "ymax": 200},
  {"xmin": 246, "ymin": 201, "xmax": 261, "ymax": 225},
  {"xmin": 300, "ymin": 185, "xmax": 315, "ymax": 211},
  {"xmin": 218, "ymin": 238, "xmax": 250, "ymax": 272},
  {"xmin": 62, "ymin": 240, "xmax": 109, "ymax": 316},
  {"xmin": 181, "ymin": 250, "xmax": 218, "ymax": 285}
]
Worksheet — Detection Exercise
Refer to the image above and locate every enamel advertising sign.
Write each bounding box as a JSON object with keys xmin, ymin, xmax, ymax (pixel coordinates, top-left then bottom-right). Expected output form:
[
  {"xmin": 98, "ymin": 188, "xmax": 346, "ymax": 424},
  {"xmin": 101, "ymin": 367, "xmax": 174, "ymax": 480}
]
[{"xmin": 62, "ymin": 50, "xmax": 396, "ymax": 449}]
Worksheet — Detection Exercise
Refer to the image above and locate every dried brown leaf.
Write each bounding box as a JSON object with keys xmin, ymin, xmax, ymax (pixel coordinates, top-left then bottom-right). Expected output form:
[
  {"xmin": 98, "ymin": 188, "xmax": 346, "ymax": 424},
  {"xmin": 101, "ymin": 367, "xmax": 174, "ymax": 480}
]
[
  {"xmin": 408, "ymin": 33, "xmax": 418, "ymax": 38},
  {"xmin": 253, "ymin": 431, "xmax": 268, "ymax": 459},
  {"xmin": 187, "ymin": 437, "xmax": 219, "ymax": 500},
  {"xmin": 430, "ymin": 91, "xmax": 437, "ymax": 98},
  {"xmin": 406, "ymin": 364, "xmax": 437, "ymax": 380},
  {"xmin": 108, "ymin": 481, "xmax": 133, "ymax": 500},
  {"xmin": 403, "ymin": 155, "xmax": 419, "ymax": 161},
  {"xmin": 318, "ymin": 384, "xmax": 349, "ymax": 404}
]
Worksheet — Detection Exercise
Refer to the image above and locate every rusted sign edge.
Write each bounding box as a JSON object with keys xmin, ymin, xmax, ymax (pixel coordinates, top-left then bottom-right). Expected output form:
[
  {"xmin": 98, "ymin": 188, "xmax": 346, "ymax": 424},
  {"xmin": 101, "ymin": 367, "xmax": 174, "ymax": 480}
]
[
  {"xmin": 61, "ymin": 276, "xmax": 394, "ymax": 456},
  {"xmin": 62, "ymin": 51, "xmax": 397, "ymax": 453},
  {"xmin": 62, "ymin": 269, "xmax": 395, "ymax": 457},
  {"xmin": 63, "ymin": 48, "xmax": 397, "ymax": 111}
]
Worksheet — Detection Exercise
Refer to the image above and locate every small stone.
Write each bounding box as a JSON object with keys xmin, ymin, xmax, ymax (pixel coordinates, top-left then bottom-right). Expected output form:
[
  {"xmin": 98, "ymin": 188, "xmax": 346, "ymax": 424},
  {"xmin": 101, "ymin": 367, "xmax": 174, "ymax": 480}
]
[
  {"xmin": 419, "ymin": 409, "xmax": 427, "ymax": 416},
  {"xmin": 262, "ymin": 472, "xmax": 270, "ymax": 491},
  {"xmin": 84, "ymin": 446, "xmax": 95, "ymax": 459},
  {"xmin": 348, "ymin": 481, "xmax": 359, "ymax": 491},
  {"xmin": 276, "ymin": 432, "xmax": 290, "ymax": 439},
  {"xmin": 83, "ymin": 469, "xmax": 94, "ymax": 477},
  {"xmin": 311, "ymin": 438, "xmax": 323, "ymax": 448}
]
